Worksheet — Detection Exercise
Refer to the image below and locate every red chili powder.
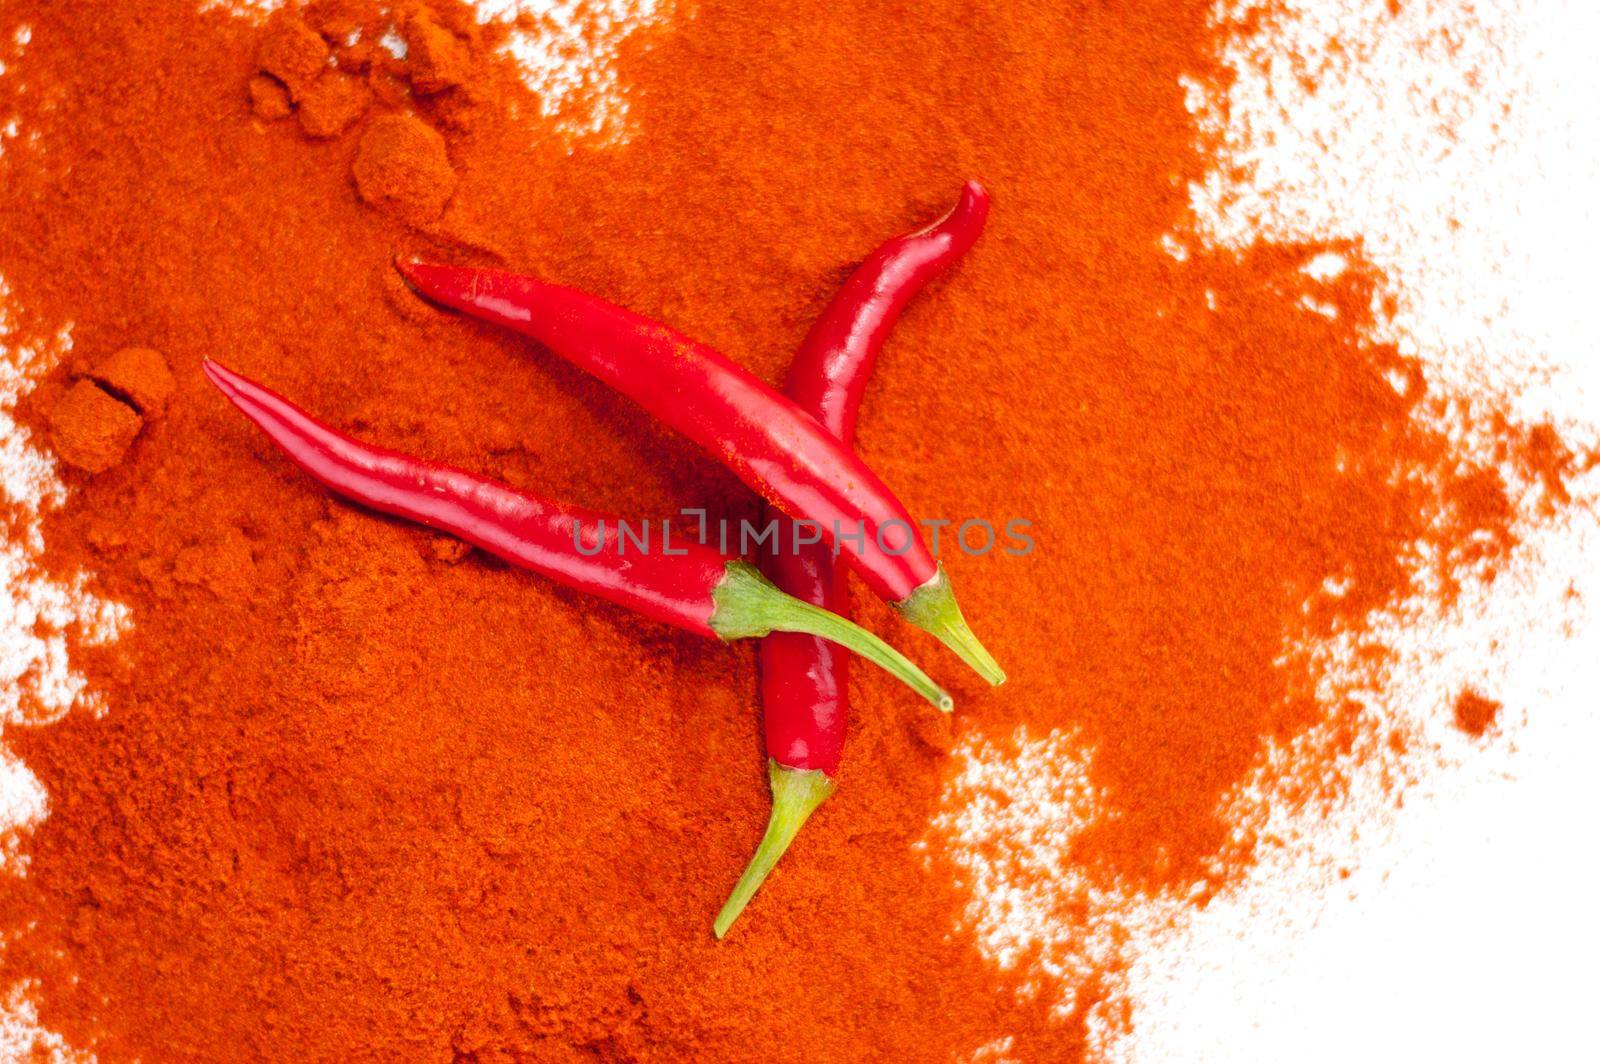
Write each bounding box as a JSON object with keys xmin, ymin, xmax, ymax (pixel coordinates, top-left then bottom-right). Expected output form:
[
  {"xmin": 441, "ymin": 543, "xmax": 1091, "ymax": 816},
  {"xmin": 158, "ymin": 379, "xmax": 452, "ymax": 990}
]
[
  {"xmin": 0, "ymin": 0, "xmax": 1576, "ymax": 1059},
  {"xmin": 1453, "ymin": 689, "xmax": 1503, "ymax": 737}
]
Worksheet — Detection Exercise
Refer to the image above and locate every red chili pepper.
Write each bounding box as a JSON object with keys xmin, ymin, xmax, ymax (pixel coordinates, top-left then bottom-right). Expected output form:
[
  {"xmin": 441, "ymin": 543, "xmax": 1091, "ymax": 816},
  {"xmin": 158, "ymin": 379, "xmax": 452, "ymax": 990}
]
[
  {"xmin": 202, "ymin": 360, "xmax": 950, "ymax": 712},
  {"xmin": 397, "ymin": 258, "xmax": 1006, "ymax": 687},
  {"xmin": 714, "ymin": 183, "xmax": 990, "ymax": 937}
]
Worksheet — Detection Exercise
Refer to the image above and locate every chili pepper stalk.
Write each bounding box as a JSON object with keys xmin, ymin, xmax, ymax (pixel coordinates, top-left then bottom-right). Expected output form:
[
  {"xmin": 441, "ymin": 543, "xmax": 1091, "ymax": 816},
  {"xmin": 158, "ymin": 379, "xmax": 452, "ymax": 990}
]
[
  {"xmin": 894, "ymin": 564, "xmax": 1003, "ymax": 685},
  {"xmin": 709, "ymin": 562, "xmax": 951, "ymax": 712},
  {"xmin": 397, "ymin": 259, "xmax": 1006, "ymax": 687},
  {"xmin": 713, "ymin": 761, "xmax": 834, "ymax": 938},
  {"xmin": 718, "ymin": 183, "xmax": 992, "ymax": 937},
  {"xmin": 202, "ymin": 360, "xmax": 951, "ymax": 712}
]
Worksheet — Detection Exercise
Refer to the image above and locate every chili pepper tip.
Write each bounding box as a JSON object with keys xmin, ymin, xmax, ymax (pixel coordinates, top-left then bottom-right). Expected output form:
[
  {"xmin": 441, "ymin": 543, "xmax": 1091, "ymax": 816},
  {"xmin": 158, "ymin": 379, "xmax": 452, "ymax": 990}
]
[
  {"xmin": 395, "ymin": 258, "xmax": 457, "ymax": 296},
  {"xmin": 394, "ymin": 258, "xmax": 431, "ymax": 299},
  {"xmin": 394, "ymin": 258, "xmax": 464, "ymax": 310},
  {"xmin": 202, "ymin": 359, "xmax": 244, "ymax": 399},
  {"xmin": 916, "ymin": 180, "xmax": 989, "ymax": 238}
]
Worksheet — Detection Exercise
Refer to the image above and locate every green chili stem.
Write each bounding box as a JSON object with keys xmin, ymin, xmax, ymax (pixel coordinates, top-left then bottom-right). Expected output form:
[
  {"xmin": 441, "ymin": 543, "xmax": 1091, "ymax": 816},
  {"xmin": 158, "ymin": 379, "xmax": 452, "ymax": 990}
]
[
  {"xmin": 895, "ymin": 564, "xmax": 1005, "ymax": 686},
  {"xmin": 711, "ymin": 561, "xmax": 952, "ymax": 712},
  {"xmin": 714, "ymin": 761, "xmax": 836, "ymax": 939}
]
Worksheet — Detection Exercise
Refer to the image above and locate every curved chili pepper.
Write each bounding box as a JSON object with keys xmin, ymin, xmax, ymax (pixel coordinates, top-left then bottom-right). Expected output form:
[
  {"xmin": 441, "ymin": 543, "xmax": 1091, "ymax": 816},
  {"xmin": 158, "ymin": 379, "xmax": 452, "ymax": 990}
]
[
  {"xmin": 202, "ymin": 360, "xmax": 951, "ymax": 711},
  {"xmin": 397, "ymin": 259, "xmax": 1005, "ymax": 688},
  {"xmin": 714, "ymin": 183, "xmax": 990, "ymax": 937}
]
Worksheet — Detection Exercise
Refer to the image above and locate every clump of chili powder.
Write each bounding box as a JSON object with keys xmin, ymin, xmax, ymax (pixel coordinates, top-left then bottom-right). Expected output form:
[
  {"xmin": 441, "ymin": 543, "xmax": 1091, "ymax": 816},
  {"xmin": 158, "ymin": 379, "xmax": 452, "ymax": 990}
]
[{"xmin": 1453, "ymin": 689, "xmax": 1503, "ymax": 737}]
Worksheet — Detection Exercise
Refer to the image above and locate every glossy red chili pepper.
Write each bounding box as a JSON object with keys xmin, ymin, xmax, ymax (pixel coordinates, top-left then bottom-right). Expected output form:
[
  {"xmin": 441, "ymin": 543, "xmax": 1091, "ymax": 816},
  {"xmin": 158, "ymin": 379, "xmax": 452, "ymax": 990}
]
[
  {"xmin": 763, "ymin": 180, "xmax": 991, "ymax": 773},
  {"xmin": 398, "ymin": 259, "xmax": 1005, "ymax": 687},
  {"xmin": 202, "ymin": 360, "xmax": 950, "ymax": 711},
  {"xmin": 714, "ymin": 184, "xmax": 990, "ymax": 937}
]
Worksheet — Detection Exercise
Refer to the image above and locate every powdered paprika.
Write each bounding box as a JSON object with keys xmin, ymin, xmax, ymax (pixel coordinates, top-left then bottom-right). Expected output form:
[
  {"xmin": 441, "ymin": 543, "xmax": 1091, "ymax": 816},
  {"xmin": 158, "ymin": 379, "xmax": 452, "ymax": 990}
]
[{"xmin": 0, "ymin": 0, "xmax": 1577, "ymax": 1059}]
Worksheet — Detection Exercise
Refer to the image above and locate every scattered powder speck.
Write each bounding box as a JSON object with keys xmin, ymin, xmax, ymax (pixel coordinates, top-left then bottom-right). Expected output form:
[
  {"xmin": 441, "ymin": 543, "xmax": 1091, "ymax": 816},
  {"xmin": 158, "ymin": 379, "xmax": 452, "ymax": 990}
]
[
  {"xmin": 475, "ymin": 0, "xmax": 666, "ymax": 138},
  {"xmin": 1451, "ymin": 688, "xmax": 1502, "ymax": 737}
]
